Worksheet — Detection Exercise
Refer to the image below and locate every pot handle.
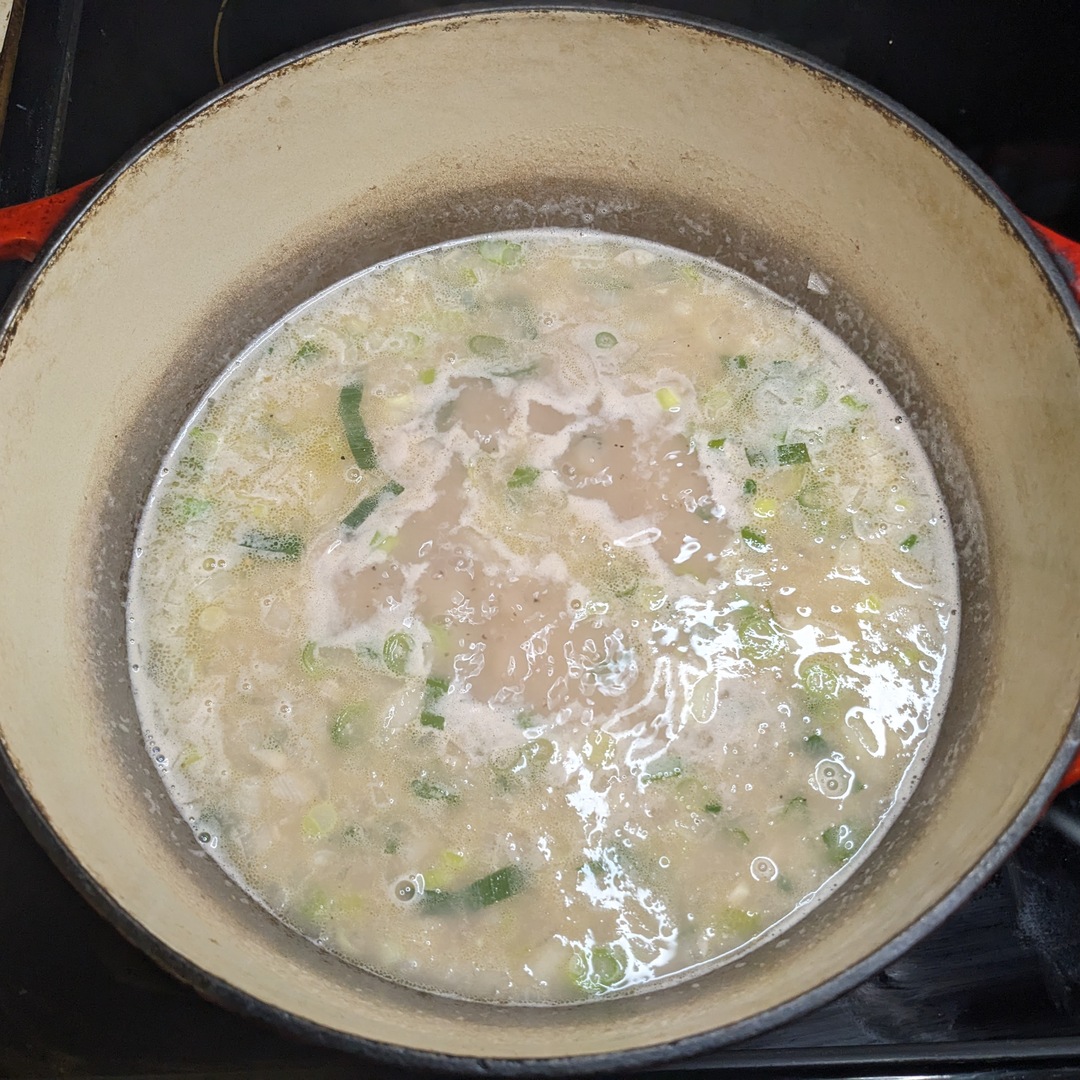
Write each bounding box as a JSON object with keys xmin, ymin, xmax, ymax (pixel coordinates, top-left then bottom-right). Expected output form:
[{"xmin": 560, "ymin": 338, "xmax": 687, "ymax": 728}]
[
  {"xmin": 0, "ymin": 177, "xmax": 98, "ymax": 260},
  {"xmin": 1025, "ymin": 217, "xmax": 1080, "ymax": 304},
  {"xmin": 1058, "ymin": 757, "xmax": 1080, "ymax": 796}
]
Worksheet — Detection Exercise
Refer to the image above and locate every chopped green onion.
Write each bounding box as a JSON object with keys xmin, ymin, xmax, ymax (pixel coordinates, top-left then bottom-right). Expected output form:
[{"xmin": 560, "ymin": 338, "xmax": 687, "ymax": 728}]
[
  {"xmin": 508, "ymin": 465, "xmax": 541, "ymax": 489},
  {"xmin": 740, "ymin": 526, "xmax": 769, "ymax": 552},
  {"xmin": 743, "ymin": 479, "xmax": 757, "ymax": 496},
  {"xmin": 370, "ymin": 530, "xmax": 398, "ymax": 552},
  {"xmin": 594, "ymin": 331, "xmax": 618, "ymax": 349},
  {"xmin": 715, "ymin": 906, "xmax": 760, "ymax": 935},
  {"xmin": 732, "ymin": 355, "xmax": 750, "ymax": 369},
  {"xmin": 900, "ymin": 533, "xmax": 919, "ymax": 551},
  {"xmin": 463, "ymin": 865, "xmax": 527, "ymax": 906},
  {"xmin": 583, "ymin": 856, "xmax": 608, "ymax": 879},
  {"xmin": 342, "ymin": 480, "xmax": 404, "ymax": 530},
  {"xmin": 707, "ymin": 437, "xmax": 726, "ymax": 449},
  {"xmin": 301, "ymin": 802, "xmax": 338, "ymax": 839},
  {"xmin": 410, "ymin": 777, "xmax": 459, "ymax": 802},
  {"xmin": 570, "ymin": 943, "xmax": 627, "ymax": 995},
  {"xmin": 418, "ymin": 367, "xmax": 436, "ymax": 385},
  {"xmin": 840, "ymin": 394, "xmax": 868, "ymax": 411},
  {"xmin": 176, "ymin": 427, "xmax": 217, "ymax": 479},
  {"xmin": 642, "ymin": 756, "xmax": 683, "ymax": 784},
  {"xmin": 293, "ymin": 340, "xmax": 325, "ymax": 364},
  {"xmin": 585, "ymin": 274, "xmax": 632, "ymax": 292},
  {"xmin": 745, "ymin": 448, "xmax": 768, "ymax": 468},
  {"xmin": 300, "ymin": 641, "xmax": 320, "ymax": 675},
  {"xmin": 420, "ymin": 674, "xmax": 449, "ymax": 727},
  {"xmin": 777, "ymin": 442, "xmax": 810, "ymax": 465},
  {"xmin": 423, "ymin": 864, "xmax": 528, "ymax": 912},
  {"xmin": 803, "ymin": 659, "xmax": 841, "ymax": 698},
  {"xmin": 342, "ymin": 492, "xmax": 383, "ymax": 531},
  {"xmin": 425, "ymin": 675, "xmax": 450, "ymax": 700},
  {"xmin": 417, "ymin": 856, "xmax": 461, "ymax": 894},
  {"xmin": 802, "ymin": 733, "xmax": 828, "ymax": 754},
  {"xmin": 335, "ymin": 893, "xmax": 366, "ymax": 918},
  {"xmin": 176, "ymin": 459, "xmax": 209, "ymax": 487},
  {"xmin": 783, "ymin": 794, "xmax": 808, "ymax": 815},
  {"xmin": 163, "ymin": 495, "xmax": 212, "ymax": 525},
  {"xmin": 656, "ymin": 387, "xmax": 680, "ymax": 411},
  {"xmin": 178, "ymin": 745, "xmax": 203, "ymax": 769},
  {"xmin": 468, "ymin": 334, "xmax": 508, "ymax": 359},
  {"xmin": 188, "ymin": 426, "xmax": 217, "ymax": 453},
  {"xmin": 478, "ymin": 239, "xmax": 522, "ymax": 266},
  {"xmin": 822, "ymin": 822, "xmax": 869, "ymax": 866},
  {"xmin": 296, "ymin": 887, "xmax": 330, "ymax": 926},
  {"xmin": 383, "ymin": 631, "xmax": 413, "ymax": 676},
  {"xmin": 341, "ymin": 824, "xmax": 364, "ymax": 845},
  {"xmin": 703, "ymin": 802, "xmax": 723, "ymax": 814},
  {"xmin": 329, "ymin": 705, "xmax": 366, "ymax": 749},
  {"xmin": 737, "ymin": 606, "xmax": 786, "ymax": 660},
  {"xmin": 727, "ymin": 827, "xmax": 750, "ymax": 846},
  {"xmin": 490, "ymin": 362, "xmax": 538, "ymax": 379},
  {"xmin": 422, "ymin": 850, "xmax": 468, "ymax": 891},
  {"xmin": 338, "ymin": 384, "xmax": 377, "ymax": 470},
  {"xmin": 239, "ymin": 529, "xmax": 303, "ymax": 561}
]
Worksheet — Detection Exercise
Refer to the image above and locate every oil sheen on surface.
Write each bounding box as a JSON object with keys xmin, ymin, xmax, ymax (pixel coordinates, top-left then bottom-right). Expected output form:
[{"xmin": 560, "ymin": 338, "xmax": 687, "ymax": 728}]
[{"xmin": 128, "ymin": 230, "xmax": 959, "ymax": 1004}]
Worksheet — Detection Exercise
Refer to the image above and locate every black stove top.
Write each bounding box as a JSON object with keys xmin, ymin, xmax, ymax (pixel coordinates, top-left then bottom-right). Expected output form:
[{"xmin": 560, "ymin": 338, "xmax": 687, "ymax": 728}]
[{"xmin": 2, "ymin": 3, "xmax": 1080, "ymax": 1077}]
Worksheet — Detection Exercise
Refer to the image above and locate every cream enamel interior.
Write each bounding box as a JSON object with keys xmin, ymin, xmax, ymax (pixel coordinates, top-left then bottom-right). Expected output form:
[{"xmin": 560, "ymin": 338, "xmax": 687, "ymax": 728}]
[{"xmin": 0, "ymin": 9, "xmax": 1078, "ymax": 1064}]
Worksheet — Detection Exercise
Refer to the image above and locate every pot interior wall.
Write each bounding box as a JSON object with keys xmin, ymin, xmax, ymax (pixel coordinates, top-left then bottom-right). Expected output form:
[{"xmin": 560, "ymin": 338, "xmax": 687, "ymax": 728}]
[{"xmin": 0, "ymin": 8, "xmax": 1078, "ymax": 1064}]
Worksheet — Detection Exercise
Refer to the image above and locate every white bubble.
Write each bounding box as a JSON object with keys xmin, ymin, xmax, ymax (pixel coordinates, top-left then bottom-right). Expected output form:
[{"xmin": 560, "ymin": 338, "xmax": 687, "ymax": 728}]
[{"xmin": 750, "ymin": 856, "xmax": 778, "ymax": 882}]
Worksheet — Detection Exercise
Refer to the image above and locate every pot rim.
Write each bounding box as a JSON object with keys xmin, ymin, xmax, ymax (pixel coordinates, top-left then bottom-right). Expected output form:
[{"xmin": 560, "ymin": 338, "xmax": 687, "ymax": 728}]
[{"xmin": 1, "ymin": 4, "xmax": 1078, "ymax": 1075}]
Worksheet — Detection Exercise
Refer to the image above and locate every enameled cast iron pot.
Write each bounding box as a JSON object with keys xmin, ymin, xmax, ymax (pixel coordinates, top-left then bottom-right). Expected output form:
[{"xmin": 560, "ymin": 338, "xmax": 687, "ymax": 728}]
[{"xmin": 1, "ymin": 7, "xmax": 1079, "ymax": 1074}]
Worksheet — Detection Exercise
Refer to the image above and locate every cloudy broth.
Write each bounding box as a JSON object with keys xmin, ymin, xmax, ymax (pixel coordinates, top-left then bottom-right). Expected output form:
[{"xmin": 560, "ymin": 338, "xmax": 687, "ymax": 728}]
[{"xmin": 129, "ymin": 230, "xmax": 958, "ymax": 1004}]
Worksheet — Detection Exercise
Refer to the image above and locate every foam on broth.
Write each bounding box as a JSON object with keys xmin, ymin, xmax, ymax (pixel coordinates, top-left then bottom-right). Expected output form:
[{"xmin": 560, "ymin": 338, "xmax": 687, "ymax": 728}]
[{"xmin": 128, "ymin": 230, "xmax": 958, "ymax": 1004}]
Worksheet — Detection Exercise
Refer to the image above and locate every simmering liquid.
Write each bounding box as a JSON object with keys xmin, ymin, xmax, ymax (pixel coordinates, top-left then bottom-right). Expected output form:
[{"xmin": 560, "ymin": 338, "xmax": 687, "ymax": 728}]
[{"xmin": 129, "ymin": 230, "xmax": 958, "ymax": 1003}]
